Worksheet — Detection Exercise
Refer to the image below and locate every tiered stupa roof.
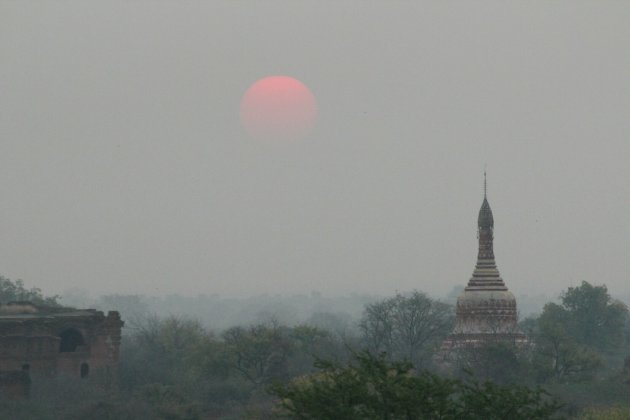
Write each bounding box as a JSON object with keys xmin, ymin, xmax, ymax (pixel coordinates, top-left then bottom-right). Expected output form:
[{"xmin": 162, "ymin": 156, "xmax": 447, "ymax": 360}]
[{"xmin": 451, "ymin": 175, "xmax": 522, "ymax": 336}]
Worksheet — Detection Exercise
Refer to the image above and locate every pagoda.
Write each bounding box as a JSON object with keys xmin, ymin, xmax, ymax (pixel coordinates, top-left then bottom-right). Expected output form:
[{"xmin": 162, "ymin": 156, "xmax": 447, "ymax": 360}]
[{"xmin": 441, "ymin": 175, "xmax": 527, "ymax": 350}]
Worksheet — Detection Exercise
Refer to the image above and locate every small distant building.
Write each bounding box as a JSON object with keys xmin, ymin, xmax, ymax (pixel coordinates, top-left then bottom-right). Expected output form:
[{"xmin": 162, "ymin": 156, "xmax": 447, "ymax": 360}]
[
  {"xmin": 0, "ymin": 302, "xmax": 123, "ymax": 397},
  {"xmin": 440, "ymin": 177, "xmax": 527, "ymax": 357}
]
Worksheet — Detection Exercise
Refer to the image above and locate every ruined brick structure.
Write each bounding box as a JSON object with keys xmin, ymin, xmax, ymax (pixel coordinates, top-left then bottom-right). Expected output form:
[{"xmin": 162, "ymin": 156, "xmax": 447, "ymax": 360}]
[
  {"xmin": 440, "ymin": 176, "xmax": 527, "ymax": 356},
  {"xmin": 0, "ymin": 302, "xmax": 123, "ymax": 397}
]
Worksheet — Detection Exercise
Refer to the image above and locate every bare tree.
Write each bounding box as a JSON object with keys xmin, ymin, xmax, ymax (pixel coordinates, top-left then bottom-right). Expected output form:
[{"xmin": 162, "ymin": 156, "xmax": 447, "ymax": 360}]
[
  {"xmin": 359, "ymin": 291, "xmax": 453, "ymax": 368},
  {"xmin": 359, "ymin": 297, "xmax": 396, "ymax": 356},
  {"xmin": 222, "ymin": 321, "xmax": 292, "ymax": 386}
]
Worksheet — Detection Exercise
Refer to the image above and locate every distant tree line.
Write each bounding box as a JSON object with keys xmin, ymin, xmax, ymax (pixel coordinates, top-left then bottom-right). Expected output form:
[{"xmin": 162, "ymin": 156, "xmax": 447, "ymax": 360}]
[{"xmin": 1, "ymin": 277, "xmax": 630, "ymax": 418}]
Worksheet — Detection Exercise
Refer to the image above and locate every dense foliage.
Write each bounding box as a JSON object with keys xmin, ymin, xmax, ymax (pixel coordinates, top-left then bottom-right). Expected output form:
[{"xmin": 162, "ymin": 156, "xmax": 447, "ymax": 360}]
[
  {"xmin": 526, "ymin": 282, "xmax": 629, "ymax": 384},
  {"xmin": 272, "ymin": 351, "xmax": 562, "ymax": 419},
  {"xmin": 560, "ymin": 282, "xmax": 628, "ymax": 351}
]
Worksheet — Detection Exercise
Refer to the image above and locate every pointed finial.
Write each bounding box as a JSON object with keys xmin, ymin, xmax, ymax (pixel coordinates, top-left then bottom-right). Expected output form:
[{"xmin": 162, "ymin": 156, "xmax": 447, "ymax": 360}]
[{"xmin": 483, "ymin": 166, "xmax": 487, "ymax": 198}]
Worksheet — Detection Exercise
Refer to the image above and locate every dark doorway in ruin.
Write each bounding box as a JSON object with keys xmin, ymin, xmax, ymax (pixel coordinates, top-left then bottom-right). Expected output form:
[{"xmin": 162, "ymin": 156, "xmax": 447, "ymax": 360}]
[
  {"xmin": 80, "ymin": 363, "xmax": 89, "ymax": 378},
  {"xmin": 59, "ymin": 328, "xmax": 84, "ymax": 352}
]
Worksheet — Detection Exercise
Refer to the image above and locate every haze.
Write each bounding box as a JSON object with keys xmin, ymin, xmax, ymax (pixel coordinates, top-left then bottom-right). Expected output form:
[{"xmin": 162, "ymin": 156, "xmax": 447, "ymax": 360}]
[{"xmin": 1, "ymin": 2, "xmax": 629, "ymax": 301}]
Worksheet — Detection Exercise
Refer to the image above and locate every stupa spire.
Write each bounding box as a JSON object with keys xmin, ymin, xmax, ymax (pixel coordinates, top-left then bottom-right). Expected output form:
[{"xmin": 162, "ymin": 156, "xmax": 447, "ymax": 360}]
[
  {"xmin": 483, "ymin": 168, "xmax": 488, "ymax": 199},
  {"xmin": 468, "ymin": 173, "xmax": 506, "ymax": 291}
]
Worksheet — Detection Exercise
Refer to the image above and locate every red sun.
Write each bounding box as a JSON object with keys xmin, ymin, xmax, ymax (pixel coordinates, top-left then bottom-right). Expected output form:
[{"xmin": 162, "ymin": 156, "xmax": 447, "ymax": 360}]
[{"xmin": 240, "ymin": 76, "xmax": 317, "ymax": 141}]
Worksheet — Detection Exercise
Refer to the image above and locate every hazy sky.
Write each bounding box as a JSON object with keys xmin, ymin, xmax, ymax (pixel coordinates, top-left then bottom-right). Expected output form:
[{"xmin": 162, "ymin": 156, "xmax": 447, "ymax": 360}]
[{"xmin": 1, "ymin": 2, "xmax": 629, "ymax": 299}]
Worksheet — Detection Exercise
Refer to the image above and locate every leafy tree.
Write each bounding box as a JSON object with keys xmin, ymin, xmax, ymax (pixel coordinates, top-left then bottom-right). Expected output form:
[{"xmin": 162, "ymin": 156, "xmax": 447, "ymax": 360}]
[
  {"xmin": 525, "ymin": 282, "xmax": 628, "ymax": 383},
  {"xmin": 457, "ymin": 378, "xmax": 562, "ymax": 420},
  {"xmin": 0, "ymin": 275, "xmax": 59, "ymax": 306},
  {"xmin": 359, "ymin": 291, "xmax": 453, "ymax": 368},
  {"xmin": 533, "ymin": 303, "xmax": 602, "ymax": 382},
  {"xmin": 271, "ymin": 351, "xmax": 562, "ymax": 419},
  {"xmin": 560, "ymin": 282, "xmax": 629, "ymax": 351}
]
